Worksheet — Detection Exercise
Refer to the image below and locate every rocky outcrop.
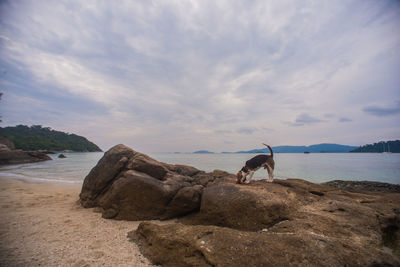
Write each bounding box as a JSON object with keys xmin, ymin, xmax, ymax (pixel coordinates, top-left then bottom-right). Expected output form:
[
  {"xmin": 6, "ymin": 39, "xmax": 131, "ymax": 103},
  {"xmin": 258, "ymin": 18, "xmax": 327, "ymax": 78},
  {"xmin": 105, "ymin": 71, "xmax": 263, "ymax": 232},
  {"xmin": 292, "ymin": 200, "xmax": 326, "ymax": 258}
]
[
  {"xmin": 130, "ymin": 222, "xmax": 398, "ymax": 267},
  {"xmin": 0, "ymin": 150, "xmax": 52, "ymax": 165},
  {"xmin": 133, "ymin": 180, "xmax": 400, "ymax": 266},
  {"xmin": 0, "ymin": 137, "xmax": 52, "ymax": 165},
  {"xmin": 79, "ymin": 144, "xmax": 219, "ymax": 220},
  {"xmin": 80, "ymin": 144, "xmax": 400, "ymax": 266},
  {"xmin": 181, "ymin": 181, "xmax": 294, "ymax": 231}
]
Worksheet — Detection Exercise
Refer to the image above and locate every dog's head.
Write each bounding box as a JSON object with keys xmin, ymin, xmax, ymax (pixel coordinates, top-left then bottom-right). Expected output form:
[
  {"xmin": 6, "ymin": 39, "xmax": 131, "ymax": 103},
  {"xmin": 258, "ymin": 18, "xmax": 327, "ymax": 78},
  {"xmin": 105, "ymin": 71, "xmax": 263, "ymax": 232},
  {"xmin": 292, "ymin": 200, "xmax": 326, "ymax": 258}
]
[
  {"xmin": 236, "ymin": 171, "xmax": 243, "ymax": 184},
  {"xmin": 236, "ymin": 167, "xmax": 248, "ymax": 184}
]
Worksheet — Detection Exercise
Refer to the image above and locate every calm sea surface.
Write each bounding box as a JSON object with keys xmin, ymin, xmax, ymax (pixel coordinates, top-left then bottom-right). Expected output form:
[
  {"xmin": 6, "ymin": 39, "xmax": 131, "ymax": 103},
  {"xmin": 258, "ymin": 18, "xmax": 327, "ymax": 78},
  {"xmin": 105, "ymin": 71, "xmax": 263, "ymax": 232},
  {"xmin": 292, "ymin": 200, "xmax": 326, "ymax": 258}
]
[{"xmin": 0, "ymin": 152, "xmax": 399, "ymax": 185}]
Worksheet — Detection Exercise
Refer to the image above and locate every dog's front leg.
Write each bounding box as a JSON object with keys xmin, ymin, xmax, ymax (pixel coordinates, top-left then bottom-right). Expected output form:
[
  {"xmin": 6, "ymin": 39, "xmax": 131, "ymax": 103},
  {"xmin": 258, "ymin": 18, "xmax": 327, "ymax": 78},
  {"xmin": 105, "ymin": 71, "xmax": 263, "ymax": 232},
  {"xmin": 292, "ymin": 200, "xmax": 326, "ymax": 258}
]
[
  {"xmin": 245, "ymin": 171, "xmax": 255, "ymax": 184},
  {"xmin": 240, "ymin": 175, "xmax": 246, "ymax": 184}
]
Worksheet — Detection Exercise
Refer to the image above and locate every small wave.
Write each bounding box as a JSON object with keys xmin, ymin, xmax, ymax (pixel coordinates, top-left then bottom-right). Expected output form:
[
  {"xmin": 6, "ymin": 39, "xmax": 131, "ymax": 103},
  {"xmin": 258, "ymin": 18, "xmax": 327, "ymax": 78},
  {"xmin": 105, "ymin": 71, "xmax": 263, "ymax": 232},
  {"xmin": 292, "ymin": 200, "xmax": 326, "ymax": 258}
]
[
  {"xmin": 0, "ymin": 172, "xmax": 27, "ymax": 178},
  {"xmin": 0, "ymin": 172, "xmax": 83, "ymax": 185}
]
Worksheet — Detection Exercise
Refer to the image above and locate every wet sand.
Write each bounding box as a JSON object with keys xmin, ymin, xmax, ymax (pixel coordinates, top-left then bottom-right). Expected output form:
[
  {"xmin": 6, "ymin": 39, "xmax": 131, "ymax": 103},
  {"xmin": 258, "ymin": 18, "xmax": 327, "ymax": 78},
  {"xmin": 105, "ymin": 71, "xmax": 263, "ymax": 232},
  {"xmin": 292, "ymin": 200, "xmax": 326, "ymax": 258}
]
[{"xmin": 0, "ymin": 177, "xmax": 158, "ymax": 267}]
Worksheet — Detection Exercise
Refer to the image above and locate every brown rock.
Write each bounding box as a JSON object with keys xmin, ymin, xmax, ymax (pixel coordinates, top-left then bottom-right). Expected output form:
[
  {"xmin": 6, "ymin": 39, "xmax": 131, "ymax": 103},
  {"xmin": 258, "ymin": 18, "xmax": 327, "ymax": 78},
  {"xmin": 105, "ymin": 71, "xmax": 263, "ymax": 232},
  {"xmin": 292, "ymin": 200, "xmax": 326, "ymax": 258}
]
[
  {"xmin": 125, "ymin": 153, "xmax": 169, "ymax": 180},
  {"xmin": 0, "ymin": 150, "xmax": 52, "ymax": 165},
  {"xmin": 183, "ymin": 183, "xmax": 291, "ymax": 231},
  {"xmin": 97, "ymin": 170, "xmax": 180, "ymax": 220},
  {"xmin": 79, "ymin": 144, "xmax": 136, "ymax": 208},
  {"xmin": 131, "ymin": 222, "xmax": 399, "ymax": 267},
  {"xmin": 79, "ymin": 144, "xmax": 211, "ymax": 219},
  {"xmin": 162, "ymin": 185, "xmax": 204, "ymax": 220},
  {"xmin": 181, "ymin": 179, "xmax": 333, "ymax": 231}
]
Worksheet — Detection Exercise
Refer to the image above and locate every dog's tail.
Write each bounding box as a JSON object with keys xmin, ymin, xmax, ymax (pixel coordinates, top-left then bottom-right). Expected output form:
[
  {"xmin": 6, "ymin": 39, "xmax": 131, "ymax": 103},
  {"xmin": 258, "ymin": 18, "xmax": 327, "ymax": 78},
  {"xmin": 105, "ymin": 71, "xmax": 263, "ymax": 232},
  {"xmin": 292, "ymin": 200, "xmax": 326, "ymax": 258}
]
[{"xmin": 263, "ymin": 143, "xmax": 273, "ymax": 158}]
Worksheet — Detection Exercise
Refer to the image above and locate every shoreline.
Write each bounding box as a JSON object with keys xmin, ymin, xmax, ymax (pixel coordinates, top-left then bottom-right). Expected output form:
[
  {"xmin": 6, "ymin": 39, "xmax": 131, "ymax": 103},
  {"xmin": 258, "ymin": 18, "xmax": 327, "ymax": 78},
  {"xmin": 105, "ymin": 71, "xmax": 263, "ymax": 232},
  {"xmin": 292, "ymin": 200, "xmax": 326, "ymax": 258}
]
[
  {"xmin": 0, "ymin": 173, "xmax": 84, "ymax": 188},
  {"xmin": 0, "ymin": 175, "xmax": 159, "ymax": 267}
]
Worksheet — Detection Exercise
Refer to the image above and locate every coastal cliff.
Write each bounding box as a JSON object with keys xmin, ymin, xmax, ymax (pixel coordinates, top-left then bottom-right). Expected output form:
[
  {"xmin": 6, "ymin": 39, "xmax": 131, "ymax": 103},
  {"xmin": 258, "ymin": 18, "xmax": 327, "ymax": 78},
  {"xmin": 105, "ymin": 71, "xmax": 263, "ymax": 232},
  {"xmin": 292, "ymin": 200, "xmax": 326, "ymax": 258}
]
[{"xmin": 80, "ymin": 145, "xmax": 400, "ymax": 266}]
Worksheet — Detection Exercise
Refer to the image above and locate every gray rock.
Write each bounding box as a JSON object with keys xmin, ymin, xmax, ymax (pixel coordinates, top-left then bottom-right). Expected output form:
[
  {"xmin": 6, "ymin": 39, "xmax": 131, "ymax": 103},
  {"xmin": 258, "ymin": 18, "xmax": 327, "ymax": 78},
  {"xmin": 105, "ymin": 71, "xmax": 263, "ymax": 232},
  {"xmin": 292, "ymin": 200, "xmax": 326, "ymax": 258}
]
[{"xmin": 0, "ymin": 150, "xmax": 52, "ymax": 165}]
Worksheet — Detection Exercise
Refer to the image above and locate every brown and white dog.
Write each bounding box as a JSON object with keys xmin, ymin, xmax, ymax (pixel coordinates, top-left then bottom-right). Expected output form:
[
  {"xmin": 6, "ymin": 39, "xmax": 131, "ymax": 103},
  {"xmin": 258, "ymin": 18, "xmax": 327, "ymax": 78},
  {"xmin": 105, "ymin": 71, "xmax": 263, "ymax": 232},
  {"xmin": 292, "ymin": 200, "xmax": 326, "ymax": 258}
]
[{"xmin": 236, "ymin": 143, "xmax": 275, "ymax": 184}]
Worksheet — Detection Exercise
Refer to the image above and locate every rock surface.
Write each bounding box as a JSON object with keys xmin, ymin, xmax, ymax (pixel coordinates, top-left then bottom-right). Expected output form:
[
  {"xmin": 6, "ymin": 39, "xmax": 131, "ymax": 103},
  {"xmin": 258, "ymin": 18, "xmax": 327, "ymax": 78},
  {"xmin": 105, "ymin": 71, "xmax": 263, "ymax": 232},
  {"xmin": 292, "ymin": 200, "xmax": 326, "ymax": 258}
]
[
  {"xmin": 0, "ymin": 150, "xmax": 52, "ymax": 165},
  {"xmin": 80, "ymin": 144, "xmax": 400, "ymax": 266},
  {"xmin": 323, "ymin": 180, "xmax": 400, "ymax": 193},
  {"xmin": 130, "ymin": 222, "xmax": 398, "ymax": 267}
]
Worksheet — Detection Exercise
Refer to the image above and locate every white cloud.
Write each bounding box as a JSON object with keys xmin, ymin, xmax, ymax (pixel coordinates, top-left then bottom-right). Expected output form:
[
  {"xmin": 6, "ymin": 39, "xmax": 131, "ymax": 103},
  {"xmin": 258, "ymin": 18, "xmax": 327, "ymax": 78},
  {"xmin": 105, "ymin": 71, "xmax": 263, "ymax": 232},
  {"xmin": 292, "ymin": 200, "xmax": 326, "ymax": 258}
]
[{"xmin": 1, "ymin": 0, "xmax": 399, "ymax": 152}]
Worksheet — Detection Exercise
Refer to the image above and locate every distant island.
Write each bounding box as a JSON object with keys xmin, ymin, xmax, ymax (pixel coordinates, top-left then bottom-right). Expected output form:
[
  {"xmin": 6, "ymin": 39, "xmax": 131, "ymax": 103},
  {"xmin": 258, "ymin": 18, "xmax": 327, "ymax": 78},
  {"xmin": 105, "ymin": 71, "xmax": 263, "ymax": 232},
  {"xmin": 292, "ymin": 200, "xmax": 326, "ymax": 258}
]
[
  {"xmin": 350, "ymin": 140, "xmax": 399, "ymax": 153},
  {"xmin": 193, "ymin": 150, "xmax": 214, "ymax": 154},
  {"xmin": 193, "ymin": 143, "xmax": 359, "ymax": 154},
  {"xmin": 200, "ymin": 142, "xmax": 400, "ymax": 154},
  {"xmin": 236, "ymin": 143, "xmax": 358, "ymax": 154},
  {"xmin": 0, "ymin": 125, "xmax": 102, "ymax": 152}
]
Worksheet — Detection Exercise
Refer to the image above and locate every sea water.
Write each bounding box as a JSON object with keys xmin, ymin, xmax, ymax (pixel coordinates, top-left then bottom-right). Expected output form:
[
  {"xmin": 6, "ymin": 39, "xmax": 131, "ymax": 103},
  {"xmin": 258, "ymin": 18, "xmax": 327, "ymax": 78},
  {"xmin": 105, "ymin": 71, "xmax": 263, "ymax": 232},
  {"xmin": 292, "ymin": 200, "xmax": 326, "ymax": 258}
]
[{"xmin": 0, "ymin": 152, "xmax": 399, "ymax": 185}]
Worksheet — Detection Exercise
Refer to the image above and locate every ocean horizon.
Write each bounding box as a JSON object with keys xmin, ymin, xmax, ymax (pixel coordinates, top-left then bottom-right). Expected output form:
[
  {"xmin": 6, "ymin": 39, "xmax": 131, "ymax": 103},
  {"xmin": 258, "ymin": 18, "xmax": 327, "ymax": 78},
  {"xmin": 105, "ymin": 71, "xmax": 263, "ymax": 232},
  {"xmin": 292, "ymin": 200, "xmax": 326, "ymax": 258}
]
[{"xmin": 0, "ymin": 152, "xmax": 399, "ymax": 186}]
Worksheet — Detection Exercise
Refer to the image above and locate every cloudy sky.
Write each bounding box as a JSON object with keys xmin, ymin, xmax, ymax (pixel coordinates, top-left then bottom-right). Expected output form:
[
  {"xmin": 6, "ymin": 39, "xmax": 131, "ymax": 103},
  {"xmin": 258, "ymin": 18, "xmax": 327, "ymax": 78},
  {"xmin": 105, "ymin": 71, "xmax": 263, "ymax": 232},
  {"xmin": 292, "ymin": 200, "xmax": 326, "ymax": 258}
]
[{"xmin": 0, "ymin": 0, "xmax": 399, "ymax": 152}]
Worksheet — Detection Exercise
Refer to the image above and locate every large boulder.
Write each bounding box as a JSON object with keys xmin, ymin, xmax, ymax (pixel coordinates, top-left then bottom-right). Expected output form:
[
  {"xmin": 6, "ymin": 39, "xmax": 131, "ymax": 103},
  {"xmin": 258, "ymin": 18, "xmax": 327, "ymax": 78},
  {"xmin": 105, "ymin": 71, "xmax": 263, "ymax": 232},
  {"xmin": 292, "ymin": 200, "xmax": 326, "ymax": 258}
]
[
  {"xmin": 79, "ymin": 144, "xmax": 217, "ymax": 220},
  {"xmin": 97, "ymin": 170, "xmax": 181, "ymax": 220},
  {"xmin": 183, "ymin": 183, "xmax": 292, "ymax": 231},
  {"xmin": 80, "ymin": 144, "xmax": 137, "ymax": 208},
  {"xmin": 180, "ymin": 178, "xmax": 340, "ymax": 231}
]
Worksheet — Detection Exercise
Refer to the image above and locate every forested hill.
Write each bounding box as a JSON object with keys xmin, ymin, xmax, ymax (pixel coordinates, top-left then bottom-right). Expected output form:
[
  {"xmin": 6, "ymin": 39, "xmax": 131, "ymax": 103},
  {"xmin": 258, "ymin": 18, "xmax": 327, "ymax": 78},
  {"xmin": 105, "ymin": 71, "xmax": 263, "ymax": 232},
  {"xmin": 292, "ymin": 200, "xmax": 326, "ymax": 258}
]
[
  {"xmin": 350, "ymin": 140, "xmax": 400, "ymax": 153},
  {"xmin": 0, "ymin": 125, "xmax": 102, "ymax": 152}
]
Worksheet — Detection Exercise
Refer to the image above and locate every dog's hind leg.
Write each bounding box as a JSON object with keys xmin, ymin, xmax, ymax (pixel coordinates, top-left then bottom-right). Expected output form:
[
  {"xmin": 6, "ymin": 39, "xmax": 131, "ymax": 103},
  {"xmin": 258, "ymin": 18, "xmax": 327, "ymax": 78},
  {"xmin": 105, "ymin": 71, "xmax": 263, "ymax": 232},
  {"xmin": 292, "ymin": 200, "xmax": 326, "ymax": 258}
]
[{"xmin": 266, "ymin": 165, "xmax": 274, "ymax": 182}]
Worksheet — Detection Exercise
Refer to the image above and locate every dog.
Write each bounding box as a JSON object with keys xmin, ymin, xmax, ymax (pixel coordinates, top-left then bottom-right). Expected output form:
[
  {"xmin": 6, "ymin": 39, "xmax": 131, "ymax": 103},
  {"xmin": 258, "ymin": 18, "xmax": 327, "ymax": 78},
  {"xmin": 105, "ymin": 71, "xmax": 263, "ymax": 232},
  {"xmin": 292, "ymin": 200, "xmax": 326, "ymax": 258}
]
[{"xmin": 236, "ymin": 143, "xmax": 275, "ymax": 184}]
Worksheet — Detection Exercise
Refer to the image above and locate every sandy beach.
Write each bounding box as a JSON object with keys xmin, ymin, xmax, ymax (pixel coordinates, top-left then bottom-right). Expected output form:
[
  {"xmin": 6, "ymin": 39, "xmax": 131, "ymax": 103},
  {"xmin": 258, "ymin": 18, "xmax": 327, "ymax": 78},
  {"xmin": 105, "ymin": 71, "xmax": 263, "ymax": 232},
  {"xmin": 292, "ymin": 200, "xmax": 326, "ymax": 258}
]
[{"xmin": 0, "ymin": 177, "xmax": 158, "ymax": 267}]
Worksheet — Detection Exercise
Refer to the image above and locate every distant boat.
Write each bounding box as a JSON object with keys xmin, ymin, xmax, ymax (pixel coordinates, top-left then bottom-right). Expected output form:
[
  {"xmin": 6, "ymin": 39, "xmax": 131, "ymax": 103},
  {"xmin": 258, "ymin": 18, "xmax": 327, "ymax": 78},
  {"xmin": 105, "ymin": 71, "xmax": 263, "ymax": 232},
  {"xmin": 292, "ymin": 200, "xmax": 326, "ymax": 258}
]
[{"xmin": 304, "ymin": 151, "xmax": 310, "ymax": 154}]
